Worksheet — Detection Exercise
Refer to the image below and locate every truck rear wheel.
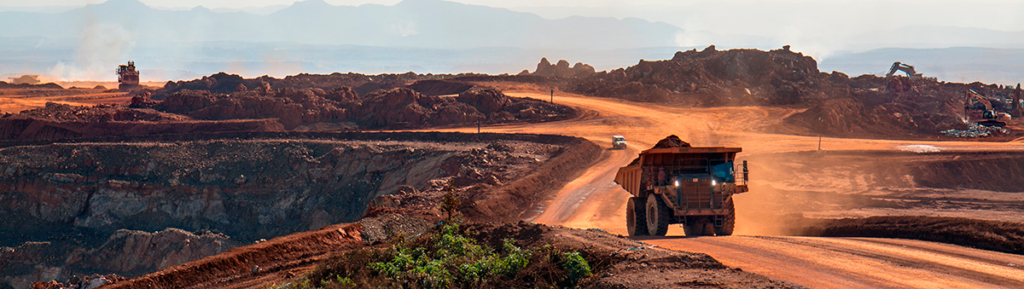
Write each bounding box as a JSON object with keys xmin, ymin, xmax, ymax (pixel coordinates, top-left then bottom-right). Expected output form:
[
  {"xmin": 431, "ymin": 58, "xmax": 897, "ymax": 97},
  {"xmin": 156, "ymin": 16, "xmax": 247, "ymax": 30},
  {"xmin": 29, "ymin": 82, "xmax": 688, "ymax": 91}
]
[
  {"xmin": 626, "ymin": 197, "xmax": 648, "ymax": 236},
  {"xmin": 646, "ymin": 194, "xmax": 670, "ymax": 236},
  {"xmin": 714, "ymin": 201, "xmax": 736, "ymax": 236}
]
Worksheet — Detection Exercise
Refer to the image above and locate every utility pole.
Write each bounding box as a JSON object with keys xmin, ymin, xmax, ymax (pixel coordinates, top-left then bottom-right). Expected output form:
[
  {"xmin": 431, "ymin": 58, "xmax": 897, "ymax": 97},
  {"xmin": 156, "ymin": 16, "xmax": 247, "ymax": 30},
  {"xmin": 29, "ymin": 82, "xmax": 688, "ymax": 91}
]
[
  {"xmin": 550, "ymin": 89, "xmax": 554, "ymax": 103},
  {"xmin": 817, "ymin": 117, "xmax": 823, "ymax": 151},
  {"xmin": 477, "ymin": 117, "xmax": 481, "ymax": 134}
]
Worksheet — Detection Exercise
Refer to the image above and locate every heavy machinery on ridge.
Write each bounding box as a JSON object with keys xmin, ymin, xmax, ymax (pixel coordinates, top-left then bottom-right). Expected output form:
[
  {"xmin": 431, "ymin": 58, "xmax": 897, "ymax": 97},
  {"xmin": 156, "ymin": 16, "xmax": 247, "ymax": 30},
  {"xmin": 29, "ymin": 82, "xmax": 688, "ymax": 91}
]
[
  {"xmin": 116, "ymin": 61, "xmax": 140, "ymax": 91},
  {"xmin": 886, "ymin": 61, "xmax": 923, "ymax": 78},
  {"xmin": 614, "ymin": 135, "xmax": 748, "ymax": 236},
  {"xmin": 964, "ymin": 89, "xmax": 1011, "ymax": 127}
]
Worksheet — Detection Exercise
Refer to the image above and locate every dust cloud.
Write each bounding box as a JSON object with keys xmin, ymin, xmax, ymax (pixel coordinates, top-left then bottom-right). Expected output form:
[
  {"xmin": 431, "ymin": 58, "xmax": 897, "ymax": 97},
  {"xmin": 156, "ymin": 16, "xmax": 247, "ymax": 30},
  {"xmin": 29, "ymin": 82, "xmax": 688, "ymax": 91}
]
[
  {"xmin": 731, "ymin": 151, "xmax": 903, "ymax": 236},
  {"xmin": 49, "ymin": 18, "xmax": 135, "ymax": 81}
]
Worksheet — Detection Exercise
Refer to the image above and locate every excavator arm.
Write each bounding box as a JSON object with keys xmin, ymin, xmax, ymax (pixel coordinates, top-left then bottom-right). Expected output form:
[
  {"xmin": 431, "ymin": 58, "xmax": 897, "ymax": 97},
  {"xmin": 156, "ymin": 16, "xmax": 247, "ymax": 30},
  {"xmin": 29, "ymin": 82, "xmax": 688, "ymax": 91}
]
[
  {"xmin": 965, "ymin": 89, "xmax": 1007, "ymax": 127},
  {"xmin": 886, "ymin": 62, "xmax": 923, "ymax": 78},
  {"xmin": 965, "ymin": 89, "xmax": 993, "ymax": 111}
]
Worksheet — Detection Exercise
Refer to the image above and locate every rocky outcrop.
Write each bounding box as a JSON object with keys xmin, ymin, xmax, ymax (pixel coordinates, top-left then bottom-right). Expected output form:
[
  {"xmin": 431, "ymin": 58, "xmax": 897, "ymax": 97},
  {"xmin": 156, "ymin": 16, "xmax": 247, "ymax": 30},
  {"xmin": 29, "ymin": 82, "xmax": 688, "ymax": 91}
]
[
  {"xmin": 566, "ymin": 45, "xmax": 836, "ymax": 105},
  {"xmin": 155, "ymin": 72, "xmax": 424, "ymax": 99},
  {"xmin": 147, "ymin": 78, "xmax": 576, "ymax": 132},
  {"xmin": 155, "ymin": 89, "xmax": 350, "ymax": 130},
  {"xmin": 353, "ymin": 87, "xmax": 481, "ymax": 127},
  {"xmin": 531, "ymin": 58, "xmax": 596, "ymax": 79},
  {"xmin": 456, "ymin": 87, "xmax": 509, "ymax": 114},
  {"xmin": 543, "ymin": 46, "xmax": 1015, "ymax": 139}
]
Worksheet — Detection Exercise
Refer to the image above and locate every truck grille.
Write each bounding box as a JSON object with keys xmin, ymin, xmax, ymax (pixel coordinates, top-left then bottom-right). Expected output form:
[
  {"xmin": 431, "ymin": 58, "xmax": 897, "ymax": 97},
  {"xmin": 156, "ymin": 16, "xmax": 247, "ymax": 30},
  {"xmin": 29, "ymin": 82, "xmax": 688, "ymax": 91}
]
[{"xmin": 680, "ymin": 180, "xmax": 717, "ymax": 209}]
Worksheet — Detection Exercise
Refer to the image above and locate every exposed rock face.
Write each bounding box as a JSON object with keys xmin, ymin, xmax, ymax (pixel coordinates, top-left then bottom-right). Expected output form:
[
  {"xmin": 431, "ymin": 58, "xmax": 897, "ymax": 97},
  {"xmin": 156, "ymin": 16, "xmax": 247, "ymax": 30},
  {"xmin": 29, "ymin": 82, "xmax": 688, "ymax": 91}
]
[
  {"xmin": 0, "ymin": 103, "xmax": 283, "ymax": 140},
  {"xmin": 4, "ymin": 228, "xmax": 231, "ymax": 287},
  {"xmin": 0, "ymin": 140, "xmax": 463, "ymax": 242},
  {"xmin": 0, "ymin": 133, "xmax": 577, "ymax": 288},
  {"xmin": 28, "ymin": 274, "xmax": 124, "ymax": 289},
  {"xmin": 65, "ymin": 229, "xmax": 232, "ymax": 274}
]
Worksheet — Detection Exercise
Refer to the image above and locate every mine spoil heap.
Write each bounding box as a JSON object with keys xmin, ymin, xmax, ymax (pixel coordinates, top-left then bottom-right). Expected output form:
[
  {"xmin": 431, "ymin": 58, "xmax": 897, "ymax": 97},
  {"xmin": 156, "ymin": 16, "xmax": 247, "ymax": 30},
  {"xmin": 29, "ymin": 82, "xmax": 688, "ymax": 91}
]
[{"xmin": 528, "ymin": 45, "xmax": 1018, "ymax": 139}]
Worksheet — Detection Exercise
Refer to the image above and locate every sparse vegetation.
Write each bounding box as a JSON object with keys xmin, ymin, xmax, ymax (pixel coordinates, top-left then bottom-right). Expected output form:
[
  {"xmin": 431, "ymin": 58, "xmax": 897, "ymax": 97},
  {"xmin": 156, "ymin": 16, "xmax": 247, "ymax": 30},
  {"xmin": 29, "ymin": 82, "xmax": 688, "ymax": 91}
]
[{"xmin": 285, "ymin": 220, "xmax": 593, "ymax": 289}]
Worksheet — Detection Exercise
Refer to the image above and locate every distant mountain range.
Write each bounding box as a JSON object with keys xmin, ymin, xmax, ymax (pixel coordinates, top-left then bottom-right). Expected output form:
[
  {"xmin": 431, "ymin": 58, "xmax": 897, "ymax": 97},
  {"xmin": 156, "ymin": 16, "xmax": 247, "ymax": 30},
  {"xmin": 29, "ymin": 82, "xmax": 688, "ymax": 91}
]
[
  {"xmin": 0, "ymin": 0, "xmax": 680, "ymax": 49},
  {"xmin": 1, "ymin": 0, "xmax": 1023, "ymax": 85}
]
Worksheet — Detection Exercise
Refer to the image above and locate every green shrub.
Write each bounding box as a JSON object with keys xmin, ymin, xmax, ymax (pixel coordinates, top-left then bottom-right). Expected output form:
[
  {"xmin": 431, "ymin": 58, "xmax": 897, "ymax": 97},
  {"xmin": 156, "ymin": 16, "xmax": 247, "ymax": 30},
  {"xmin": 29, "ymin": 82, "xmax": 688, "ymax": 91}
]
[{"xmin": 561, "ymin": 251, "xmax": 591, "ymax": 286}]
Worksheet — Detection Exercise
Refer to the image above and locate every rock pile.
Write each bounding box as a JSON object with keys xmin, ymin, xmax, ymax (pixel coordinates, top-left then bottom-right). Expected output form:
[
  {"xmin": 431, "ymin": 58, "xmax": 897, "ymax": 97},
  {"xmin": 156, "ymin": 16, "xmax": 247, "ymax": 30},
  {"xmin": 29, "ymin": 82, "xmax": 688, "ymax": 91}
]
[{"xmin": 527, "ymin": 45, "xmax": 1018, "ymax": 139}]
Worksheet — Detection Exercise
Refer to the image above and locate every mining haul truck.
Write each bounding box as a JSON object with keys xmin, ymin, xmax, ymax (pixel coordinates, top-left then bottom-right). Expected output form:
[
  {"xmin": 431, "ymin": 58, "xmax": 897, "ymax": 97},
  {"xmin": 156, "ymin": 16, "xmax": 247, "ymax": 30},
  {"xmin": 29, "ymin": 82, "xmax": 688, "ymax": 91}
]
[{"xmin": 615, "ymin": 140, "xmax": 748, "ymax": 236}]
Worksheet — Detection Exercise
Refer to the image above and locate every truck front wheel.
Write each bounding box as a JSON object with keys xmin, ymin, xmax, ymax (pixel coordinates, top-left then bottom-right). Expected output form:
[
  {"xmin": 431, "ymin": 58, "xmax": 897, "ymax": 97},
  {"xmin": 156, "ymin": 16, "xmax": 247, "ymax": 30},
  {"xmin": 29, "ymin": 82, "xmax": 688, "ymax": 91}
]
[
  {"xmin": 626, "ymin": 197, "xmax": 648, "ymax": 236},
  {"xmin": 646, "ymin": 194, "xmax": 671, "ymax": 236}
]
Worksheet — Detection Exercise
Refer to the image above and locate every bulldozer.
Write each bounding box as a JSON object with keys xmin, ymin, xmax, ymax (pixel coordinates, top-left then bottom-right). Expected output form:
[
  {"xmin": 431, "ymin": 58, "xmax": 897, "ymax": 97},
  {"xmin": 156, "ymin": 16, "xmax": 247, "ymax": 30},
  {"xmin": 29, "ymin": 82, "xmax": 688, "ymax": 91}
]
[
  {"xmin": 886, "ymin": 62, "xmax": 923, "ymax": 78},
  {"xmin": 116, "ymin": 61, "xmax": 140, "ymax": 91},
  {"xmin": 964, "ymin": 89, "xmax": 1011, "ymax": 127}
]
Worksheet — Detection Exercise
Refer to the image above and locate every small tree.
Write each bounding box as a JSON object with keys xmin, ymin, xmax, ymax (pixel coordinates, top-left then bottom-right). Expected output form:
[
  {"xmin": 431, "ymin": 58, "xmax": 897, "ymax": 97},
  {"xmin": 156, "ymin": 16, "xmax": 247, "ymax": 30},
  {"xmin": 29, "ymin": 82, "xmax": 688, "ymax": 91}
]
[{"xmin": 441, "ymin": 181, "xmax": 461, "ymax": 221}]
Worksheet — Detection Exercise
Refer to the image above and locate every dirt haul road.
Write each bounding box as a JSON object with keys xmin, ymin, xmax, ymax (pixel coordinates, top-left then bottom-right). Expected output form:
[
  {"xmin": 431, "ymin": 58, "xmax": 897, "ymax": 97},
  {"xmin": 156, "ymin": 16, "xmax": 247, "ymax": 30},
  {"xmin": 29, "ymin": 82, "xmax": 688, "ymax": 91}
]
[{"xmin": 430, "ymin": 90, "xmax": 1024, "ymax": 288}]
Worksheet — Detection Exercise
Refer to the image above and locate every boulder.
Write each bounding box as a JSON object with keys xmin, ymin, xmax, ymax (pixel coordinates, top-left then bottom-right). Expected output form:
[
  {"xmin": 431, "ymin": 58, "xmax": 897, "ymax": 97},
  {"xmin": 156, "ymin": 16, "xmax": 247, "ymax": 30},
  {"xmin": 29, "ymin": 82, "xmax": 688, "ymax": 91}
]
[{"xmin": 456, "ymin": 87, "xmax": 510, "ymax": 114}]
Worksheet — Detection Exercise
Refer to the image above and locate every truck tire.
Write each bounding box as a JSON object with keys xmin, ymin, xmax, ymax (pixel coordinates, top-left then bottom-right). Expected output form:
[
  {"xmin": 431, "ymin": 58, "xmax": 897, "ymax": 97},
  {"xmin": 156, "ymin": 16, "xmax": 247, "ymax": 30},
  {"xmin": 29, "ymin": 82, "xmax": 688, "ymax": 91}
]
[
  {"xmin": 626, "ymin": 197, "xmax": 648, "ymax": 236},
  {"xmin": 646, "ymin": 194, "xmax": 670, "ymax": 236},
  {"xmin": 714, "ymin": 201, "xmax": 735, "ymax": 236}
]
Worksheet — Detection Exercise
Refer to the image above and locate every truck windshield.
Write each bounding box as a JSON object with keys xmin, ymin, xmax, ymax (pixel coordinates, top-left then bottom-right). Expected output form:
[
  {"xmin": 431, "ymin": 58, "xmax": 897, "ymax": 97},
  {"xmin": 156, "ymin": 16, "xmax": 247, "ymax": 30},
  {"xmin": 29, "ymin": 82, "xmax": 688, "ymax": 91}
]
[{"xmin": 711, "ymin": 161, "xmax": 734, "ymax": 182}]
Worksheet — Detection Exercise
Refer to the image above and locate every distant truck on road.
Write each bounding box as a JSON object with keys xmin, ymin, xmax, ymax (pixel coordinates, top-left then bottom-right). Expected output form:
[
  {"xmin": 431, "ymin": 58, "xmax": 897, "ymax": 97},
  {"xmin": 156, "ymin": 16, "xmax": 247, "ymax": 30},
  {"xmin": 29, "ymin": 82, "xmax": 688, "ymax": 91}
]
[
  {"xmin": 611, "ymin": 135, "xmax": 627, "ymax": 149},
  {"xmin": 614, "ymin": 136, "xmax": 748, "ymax": 236}
]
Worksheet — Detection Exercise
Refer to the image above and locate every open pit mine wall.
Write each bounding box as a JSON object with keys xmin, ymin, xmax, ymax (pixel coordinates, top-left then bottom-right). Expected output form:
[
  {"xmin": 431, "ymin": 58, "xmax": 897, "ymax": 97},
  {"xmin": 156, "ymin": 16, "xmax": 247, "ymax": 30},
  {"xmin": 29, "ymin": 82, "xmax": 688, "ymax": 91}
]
[
  {"xmin": 0, "ymin": 118, "xmax": 285, "ymax": 141},
  {"xmin": 0, "ymin": 132, "xmax": 594, "ymax": 286}
]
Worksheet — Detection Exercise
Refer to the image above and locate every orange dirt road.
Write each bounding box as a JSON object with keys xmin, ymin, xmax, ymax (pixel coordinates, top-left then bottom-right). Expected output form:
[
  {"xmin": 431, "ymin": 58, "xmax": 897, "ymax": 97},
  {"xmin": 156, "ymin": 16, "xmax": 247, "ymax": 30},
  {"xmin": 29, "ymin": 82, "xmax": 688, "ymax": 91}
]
[{"xmin": 434, "ymin": 90, "xmax": 1024, "ymax": 288}]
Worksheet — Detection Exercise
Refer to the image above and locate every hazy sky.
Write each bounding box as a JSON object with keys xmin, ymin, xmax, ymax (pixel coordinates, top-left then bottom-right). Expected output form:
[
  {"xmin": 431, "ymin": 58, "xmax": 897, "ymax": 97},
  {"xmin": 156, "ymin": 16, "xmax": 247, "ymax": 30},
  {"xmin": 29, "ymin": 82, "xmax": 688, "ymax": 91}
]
[{"xmin": 4, "ymin": 0, "xmax": 1024, "ymax": 81}]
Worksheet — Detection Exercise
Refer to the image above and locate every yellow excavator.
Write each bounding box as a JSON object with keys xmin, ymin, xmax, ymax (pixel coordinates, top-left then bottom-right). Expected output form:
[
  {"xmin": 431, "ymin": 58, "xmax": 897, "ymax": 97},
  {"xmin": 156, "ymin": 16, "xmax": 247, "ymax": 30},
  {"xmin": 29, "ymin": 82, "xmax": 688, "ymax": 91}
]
[
  {"xmin": 886, "ymin": 62, "xmax": 923, "ymax": 78},
  {"xmin": 964, "ymin": 89, "xmax": 1010, "ymax": 127}
]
